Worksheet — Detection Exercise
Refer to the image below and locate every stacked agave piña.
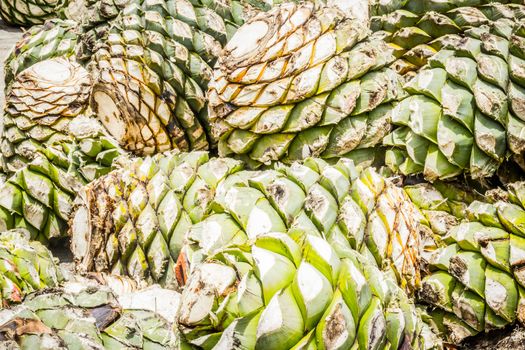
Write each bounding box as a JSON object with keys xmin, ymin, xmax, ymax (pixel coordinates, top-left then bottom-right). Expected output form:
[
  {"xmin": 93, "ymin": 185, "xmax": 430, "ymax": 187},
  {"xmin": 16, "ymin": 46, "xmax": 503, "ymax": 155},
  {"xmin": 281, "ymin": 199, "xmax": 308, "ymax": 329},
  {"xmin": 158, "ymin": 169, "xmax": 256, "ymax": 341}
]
[
  {"xmin": 208, "ymin": 2, "xmax": 405, "ymax": 166},
  {"xmin": 0, "ymin": 55, "xmax": 123, "ymax": 242},
  {"xmin": 0, "ymin": 229, "xmax": 62, "ymax": 306},
  {"xmin": 371, "ymin": 2, "xmax": 525, "ymax": 79},
  {"xmin": 71, "ymin": 151, "xmax": 424, "ymax": 295},
  {"xmin": 0, "ymin": 278, "xmax": 185, "ymax": 348},
  {"xmin": 401, "ymin": 181, "xmax": 525, "ymax": 343},
  {"xmin": 70, "ymin": 152, "xmax": 244, "ymax": 289},
  {"xmin": 89, "ymin": 0, "xmax": 263, "ymax": 156},
  {"xmin": 178, "ymin": 230, "xmax": 442, "ymax": 349},
  {"xmin": 1, "ymin": 57, "xmax": 91, "ymax": 173},
  {"xmin": 3, "ymin": 18, "xmax": 78, "ymax": 89},
  {"xmin": 384, "ymin": 7, "xmax": 525, "ymax": 181},
  {"xmin": 0, "ymin": 0, "xmax": 67, "ymax": 26}
]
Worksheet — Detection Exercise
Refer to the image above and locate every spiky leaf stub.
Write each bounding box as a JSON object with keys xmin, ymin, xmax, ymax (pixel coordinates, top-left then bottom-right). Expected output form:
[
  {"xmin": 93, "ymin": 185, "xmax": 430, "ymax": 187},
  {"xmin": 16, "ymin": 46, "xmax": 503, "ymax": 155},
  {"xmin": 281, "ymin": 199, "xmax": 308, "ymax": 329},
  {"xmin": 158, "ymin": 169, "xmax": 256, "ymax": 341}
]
[
  {"xmin": 369, "ymin": 0, "xmax": 407, "ymax": 17},
  {"xmin": 178, "ymin": 231, "xmax": 442, "ymax": 350},
  {"xmin": 208, "ymin": 2, "xmax": 404, "ymax": 166},
  {"xmin": 0, "ymin": 229, "xmax": 62, "ymax": 307}
]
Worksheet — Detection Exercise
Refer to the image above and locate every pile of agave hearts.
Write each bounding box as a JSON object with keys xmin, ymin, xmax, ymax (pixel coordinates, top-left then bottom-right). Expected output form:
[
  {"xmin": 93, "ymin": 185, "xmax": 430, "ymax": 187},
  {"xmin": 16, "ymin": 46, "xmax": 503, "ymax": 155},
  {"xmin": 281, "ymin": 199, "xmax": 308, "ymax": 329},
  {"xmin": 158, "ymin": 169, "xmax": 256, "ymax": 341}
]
[{"xmin": 1, "ymin": 0, "xmax": 525, "ymax": 349}]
